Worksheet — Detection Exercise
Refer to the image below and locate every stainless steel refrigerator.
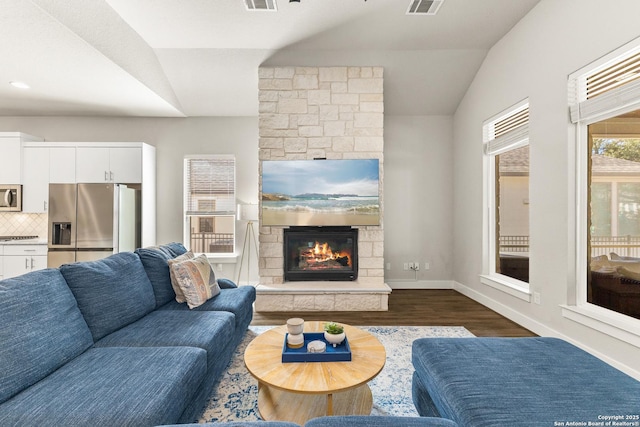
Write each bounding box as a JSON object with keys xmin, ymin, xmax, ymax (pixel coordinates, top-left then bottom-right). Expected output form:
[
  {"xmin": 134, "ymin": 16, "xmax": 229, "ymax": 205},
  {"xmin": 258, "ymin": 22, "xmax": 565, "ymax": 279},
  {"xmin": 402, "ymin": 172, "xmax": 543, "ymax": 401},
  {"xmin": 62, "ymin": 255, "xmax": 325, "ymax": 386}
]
[{"xmin": 47, "ymin": 183, "xmax": 139, "ymax": 268}]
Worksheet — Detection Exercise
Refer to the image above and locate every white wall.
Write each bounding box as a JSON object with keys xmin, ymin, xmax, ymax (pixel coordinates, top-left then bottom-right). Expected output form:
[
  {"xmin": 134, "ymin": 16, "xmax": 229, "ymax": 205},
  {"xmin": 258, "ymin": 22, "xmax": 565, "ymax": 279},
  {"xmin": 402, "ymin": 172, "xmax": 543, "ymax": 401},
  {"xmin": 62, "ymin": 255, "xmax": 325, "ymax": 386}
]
[
  {"xmin": 384, "ymin": 115, "xmax": 453, "ymax": 287},
  {"xmin": 453, "ymin": 0, "xmax": 640, "ymax": 376}
]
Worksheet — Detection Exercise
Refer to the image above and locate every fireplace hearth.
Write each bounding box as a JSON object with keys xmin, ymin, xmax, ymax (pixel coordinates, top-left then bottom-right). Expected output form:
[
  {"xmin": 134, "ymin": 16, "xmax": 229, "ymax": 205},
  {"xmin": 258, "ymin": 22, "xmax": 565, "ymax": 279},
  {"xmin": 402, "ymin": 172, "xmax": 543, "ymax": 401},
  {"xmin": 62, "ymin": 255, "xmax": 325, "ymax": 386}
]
[{"xmin": 284, "ymin": 226, "xmax": 358, "ymax": 281}]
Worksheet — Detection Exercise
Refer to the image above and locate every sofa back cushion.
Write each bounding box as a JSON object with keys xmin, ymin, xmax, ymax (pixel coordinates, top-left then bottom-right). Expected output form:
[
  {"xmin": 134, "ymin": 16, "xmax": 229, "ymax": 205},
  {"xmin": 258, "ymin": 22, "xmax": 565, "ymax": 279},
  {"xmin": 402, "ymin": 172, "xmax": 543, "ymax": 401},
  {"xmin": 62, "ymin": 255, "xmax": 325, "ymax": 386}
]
[
  {"xmin": 135, "ymin": 242, "xmax": 189, "ymax": 307},
  {"xmin": 60, "ymin": 252, "xmax": 156, "ymax": 341},
  {"xmin": 135, "ymin": 244, "xmax": 177, "ymax": 307},
  {"xmin": 163, "ymin": 242, "xmax": 188, "ymax": 257},
  {"xmin": 0, "ymin": 269, "xmax": 93, "ymax": 404}
]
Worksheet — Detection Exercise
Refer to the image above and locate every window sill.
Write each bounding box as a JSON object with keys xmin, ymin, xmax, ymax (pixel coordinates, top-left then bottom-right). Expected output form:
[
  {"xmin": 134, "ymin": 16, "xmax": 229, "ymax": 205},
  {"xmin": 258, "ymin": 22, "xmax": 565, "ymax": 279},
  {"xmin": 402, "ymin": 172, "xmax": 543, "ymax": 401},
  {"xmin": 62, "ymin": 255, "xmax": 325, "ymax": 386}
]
[
  {"xmin": 197, "ymin": 253, "xmax": 239, "ymax": 264},
  {"xmin": 561, "ymin": 303, "xmax": 640, "ymax": 349},
  {"xmin": 479, "ymin": 274, "xmax": 531, "ymax": 302}
]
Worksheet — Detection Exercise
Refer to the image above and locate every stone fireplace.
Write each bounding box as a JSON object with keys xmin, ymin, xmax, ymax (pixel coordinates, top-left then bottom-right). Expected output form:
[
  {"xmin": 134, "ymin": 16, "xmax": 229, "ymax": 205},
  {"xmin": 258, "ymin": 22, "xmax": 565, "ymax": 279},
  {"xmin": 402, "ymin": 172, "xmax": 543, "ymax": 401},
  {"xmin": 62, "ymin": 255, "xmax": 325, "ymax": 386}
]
[
  {"xmin": 256, "ymin": 66, "xmax": 391, "ymax": 311},
  {"xmin": 284, "ymin": 227, "xmax": 358, "ymax": 282}
]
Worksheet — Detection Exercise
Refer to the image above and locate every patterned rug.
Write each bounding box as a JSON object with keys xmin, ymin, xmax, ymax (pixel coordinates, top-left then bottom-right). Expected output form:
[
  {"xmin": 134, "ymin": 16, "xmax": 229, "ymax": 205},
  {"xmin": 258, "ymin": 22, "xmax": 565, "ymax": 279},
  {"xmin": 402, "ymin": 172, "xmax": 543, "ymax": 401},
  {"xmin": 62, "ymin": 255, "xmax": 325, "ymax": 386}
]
[{"xmin": 198, "ymin": 325, "xmax": 474, "ymax": 423}]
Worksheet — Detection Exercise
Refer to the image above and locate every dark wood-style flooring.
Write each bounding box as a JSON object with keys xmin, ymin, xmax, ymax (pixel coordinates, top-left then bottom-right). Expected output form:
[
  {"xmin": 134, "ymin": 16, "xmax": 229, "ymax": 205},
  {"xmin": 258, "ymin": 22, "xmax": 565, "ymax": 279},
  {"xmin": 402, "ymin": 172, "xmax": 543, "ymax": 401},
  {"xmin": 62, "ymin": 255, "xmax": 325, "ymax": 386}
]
[{"xmin": 251, "ymin": 289, "xmax": 537, "ymax": 337}]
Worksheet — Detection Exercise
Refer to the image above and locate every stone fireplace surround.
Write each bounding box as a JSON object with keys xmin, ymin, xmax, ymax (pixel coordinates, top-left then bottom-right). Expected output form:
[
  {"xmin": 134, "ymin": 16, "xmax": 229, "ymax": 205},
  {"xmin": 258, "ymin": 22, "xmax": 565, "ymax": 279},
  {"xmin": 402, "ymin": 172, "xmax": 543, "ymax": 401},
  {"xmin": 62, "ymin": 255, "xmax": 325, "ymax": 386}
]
[{"xmin": 256, "ymin": 66, "xmax": 391, "ymax": 312}]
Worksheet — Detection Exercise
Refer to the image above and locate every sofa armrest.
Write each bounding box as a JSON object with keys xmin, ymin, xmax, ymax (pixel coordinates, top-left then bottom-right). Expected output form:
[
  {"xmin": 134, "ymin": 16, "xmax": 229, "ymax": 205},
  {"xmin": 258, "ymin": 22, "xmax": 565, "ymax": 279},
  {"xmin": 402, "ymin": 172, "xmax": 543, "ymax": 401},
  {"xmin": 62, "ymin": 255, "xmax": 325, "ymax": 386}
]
[{"xmin": 217, "ymin": 278, "xmax": 238, "ymax": 289}]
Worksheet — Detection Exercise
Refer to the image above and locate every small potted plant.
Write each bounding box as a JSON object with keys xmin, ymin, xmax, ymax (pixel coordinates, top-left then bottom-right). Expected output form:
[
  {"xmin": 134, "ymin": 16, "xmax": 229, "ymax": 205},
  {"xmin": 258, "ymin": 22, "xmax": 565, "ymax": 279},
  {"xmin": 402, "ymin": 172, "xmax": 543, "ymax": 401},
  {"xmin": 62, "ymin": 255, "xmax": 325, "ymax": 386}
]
[{"xmin": 323, "ymin": 322, "xmax": 345, "ymax": 347}]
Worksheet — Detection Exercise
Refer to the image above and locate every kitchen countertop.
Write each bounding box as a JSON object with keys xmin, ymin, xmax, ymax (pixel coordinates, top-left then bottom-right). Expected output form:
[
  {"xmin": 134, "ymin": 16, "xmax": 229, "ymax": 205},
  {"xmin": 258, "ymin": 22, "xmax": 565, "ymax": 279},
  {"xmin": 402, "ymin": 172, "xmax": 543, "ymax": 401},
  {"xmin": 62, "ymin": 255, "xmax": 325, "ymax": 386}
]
[{"xmin": 0, "ymin": 238, "xmax": 47, "ymax": 245}]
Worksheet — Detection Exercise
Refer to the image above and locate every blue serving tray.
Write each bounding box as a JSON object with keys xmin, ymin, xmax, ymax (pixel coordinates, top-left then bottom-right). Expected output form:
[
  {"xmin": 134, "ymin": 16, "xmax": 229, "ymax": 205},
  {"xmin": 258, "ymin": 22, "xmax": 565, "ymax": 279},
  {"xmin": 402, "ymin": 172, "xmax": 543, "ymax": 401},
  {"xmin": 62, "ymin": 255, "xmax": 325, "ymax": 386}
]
[{"xmin": 282, "ymin": 332, "xmax": 352, "ymax": 363}]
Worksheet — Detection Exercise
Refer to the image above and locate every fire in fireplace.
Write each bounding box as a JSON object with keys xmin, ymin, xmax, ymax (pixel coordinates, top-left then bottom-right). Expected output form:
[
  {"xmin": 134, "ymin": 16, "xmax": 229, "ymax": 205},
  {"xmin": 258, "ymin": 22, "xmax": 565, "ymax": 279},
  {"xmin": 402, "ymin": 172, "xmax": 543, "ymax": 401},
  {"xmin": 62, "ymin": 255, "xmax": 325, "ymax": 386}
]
[{"xmin": 284, "ymin": 227, "xmax": 358, "ymax": 281}]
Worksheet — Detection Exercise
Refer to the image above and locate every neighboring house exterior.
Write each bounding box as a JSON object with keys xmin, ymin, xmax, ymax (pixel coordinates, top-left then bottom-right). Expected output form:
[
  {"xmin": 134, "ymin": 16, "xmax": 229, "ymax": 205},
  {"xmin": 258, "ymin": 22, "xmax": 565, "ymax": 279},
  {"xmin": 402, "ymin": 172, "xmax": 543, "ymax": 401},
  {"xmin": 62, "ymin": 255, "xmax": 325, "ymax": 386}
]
[{"xmin": 591, "ymin": 154, "xmax": 640, "ymax": 257}]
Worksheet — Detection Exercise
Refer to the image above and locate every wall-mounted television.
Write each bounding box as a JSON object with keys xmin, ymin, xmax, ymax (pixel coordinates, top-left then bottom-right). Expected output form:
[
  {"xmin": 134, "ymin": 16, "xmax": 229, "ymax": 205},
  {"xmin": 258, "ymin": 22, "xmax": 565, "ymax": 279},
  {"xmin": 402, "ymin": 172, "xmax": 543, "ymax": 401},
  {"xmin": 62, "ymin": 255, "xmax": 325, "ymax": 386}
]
[{"xmin": 261, "ymin": 159, "xmax": 380, "ymax": 226}]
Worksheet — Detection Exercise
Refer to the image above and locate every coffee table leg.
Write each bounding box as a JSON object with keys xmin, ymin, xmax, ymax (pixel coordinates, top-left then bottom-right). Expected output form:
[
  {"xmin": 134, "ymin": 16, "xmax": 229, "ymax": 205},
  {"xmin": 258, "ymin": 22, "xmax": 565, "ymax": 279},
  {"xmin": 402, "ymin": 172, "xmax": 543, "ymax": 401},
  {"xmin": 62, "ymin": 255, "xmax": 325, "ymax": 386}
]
[{"xmin": 327, "ymin": 393, "xmax": 333, "ymax": 416}]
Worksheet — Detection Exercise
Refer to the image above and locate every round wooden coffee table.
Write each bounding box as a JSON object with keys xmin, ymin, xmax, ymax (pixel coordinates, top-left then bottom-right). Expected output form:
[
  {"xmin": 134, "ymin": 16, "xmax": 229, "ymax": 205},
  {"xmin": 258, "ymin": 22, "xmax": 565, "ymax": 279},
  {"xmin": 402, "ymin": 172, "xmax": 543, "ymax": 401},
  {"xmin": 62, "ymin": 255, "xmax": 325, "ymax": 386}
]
[{"xmin": 244, "ymin": 321, "xmax": 386, "ymax": 425}]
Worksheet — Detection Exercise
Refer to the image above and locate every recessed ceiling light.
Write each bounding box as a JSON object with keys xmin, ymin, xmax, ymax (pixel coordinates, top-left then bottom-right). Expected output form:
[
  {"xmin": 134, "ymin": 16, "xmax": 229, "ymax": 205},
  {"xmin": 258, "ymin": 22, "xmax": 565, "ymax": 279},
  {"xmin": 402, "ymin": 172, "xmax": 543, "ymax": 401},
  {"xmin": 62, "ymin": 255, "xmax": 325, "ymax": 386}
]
[{"xmin": 9, "ymin": 81, "xmax": 30, "ymax": 89}]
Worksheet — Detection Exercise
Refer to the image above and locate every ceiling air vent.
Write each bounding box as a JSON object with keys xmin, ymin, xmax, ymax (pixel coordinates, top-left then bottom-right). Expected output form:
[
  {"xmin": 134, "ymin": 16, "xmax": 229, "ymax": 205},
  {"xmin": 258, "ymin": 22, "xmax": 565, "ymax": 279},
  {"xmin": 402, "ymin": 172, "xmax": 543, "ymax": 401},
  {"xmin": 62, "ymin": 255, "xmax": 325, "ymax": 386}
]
[
  {"xmin": 244, "ymin": 0, "xmax": 277, "ymax": 11},
  {"xmin": 406, "ymin": 0, "xmax": 444, "ymax": 15}
]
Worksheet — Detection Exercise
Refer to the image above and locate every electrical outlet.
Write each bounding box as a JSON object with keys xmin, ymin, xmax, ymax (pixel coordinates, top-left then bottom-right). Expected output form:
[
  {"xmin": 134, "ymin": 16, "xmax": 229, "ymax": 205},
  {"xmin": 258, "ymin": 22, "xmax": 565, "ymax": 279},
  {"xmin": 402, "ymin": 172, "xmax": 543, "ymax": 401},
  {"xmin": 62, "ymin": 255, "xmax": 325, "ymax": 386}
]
[
  {"xmin": 386, "ymin": 262, "xmax": 391, "ymax": 270},
  {"xmin": 424, "ymin": 262, "xmax": 430, "ymax": 270},
  {"xmin": 413, "ymin": 262, "xmax": 420, "ymax": 271},
  {"xmin": 533, "ymin": 292, "xmax": 541, "ymax": 305},
  {"xmin": 403, "ymin": 262, "xmax": 409, "ymax": 271}
]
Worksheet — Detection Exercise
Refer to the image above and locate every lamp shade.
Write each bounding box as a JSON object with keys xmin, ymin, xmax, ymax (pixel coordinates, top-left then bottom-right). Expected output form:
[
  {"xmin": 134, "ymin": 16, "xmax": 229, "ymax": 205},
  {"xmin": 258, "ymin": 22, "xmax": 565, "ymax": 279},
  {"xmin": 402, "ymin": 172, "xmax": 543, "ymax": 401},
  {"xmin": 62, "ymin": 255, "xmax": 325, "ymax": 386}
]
[{"xmin": 238, "ymin": 203, "xmax": 259, "ymax": 221}]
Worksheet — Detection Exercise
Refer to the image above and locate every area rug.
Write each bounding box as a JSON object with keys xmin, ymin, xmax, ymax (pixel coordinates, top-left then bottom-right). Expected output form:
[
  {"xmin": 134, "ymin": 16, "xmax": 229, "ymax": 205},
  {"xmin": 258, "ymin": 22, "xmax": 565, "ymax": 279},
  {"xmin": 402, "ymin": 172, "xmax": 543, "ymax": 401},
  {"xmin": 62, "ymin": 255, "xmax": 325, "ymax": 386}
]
[{"xmin": 198, "ymin": 325, "xmax": 474, "ymax": 423}]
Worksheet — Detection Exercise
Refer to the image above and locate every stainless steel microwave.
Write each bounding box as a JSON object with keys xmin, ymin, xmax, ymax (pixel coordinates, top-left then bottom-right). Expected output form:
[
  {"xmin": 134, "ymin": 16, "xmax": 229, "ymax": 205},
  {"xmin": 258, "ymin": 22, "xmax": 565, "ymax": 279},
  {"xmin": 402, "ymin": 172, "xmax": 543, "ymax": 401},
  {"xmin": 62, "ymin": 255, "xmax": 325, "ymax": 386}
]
[{"xmin": 0, "ymin": 185, "xmax": 22, "ymax": 212}]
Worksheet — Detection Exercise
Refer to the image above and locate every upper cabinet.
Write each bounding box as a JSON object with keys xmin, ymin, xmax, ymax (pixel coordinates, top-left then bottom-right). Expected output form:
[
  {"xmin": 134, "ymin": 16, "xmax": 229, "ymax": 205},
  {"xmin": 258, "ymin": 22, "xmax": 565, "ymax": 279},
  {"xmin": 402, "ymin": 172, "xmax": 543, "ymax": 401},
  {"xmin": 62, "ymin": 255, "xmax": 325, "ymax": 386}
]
[
  {"xmin": 0, "ymin": 132, "xmax": 43, "ymax": 184},
  {"xmin": 22, "ymin": 147, "xmax": 50, "ymax": 213},
  {"xmin": 76, "ymin": 146, "xmax": 142, "ymax": 183},
  {"xmin": 22, "ymin": 145, "xmax": 76, "ymax": 213}
]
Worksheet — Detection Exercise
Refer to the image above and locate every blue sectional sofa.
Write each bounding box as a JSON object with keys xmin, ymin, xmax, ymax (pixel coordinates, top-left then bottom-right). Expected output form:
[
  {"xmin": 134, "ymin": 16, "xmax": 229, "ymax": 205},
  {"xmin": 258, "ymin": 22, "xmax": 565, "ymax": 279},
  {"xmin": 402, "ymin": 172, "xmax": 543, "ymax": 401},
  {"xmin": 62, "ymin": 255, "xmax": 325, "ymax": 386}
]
[
  {"xmin": 0, "ymin": 243, "xmax": 256, "ymax": 426},
  {"xmin": 412, "ymin": 337, "xmax": 640, "ymax": 426}
]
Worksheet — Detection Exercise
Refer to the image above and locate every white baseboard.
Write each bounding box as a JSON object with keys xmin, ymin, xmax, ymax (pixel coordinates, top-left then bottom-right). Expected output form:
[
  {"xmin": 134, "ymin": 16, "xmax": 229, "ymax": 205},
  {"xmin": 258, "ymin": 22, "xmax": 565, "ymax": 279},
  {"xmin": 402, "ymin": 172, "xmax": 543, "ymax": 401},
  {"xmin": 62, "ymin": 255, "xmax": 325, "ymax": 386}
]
[
  {"xmin": 453, "ymin": 281, "xmax": 640, "ymax": 380},
  {"xmin": 387, "ymin": 280, "xmax": 454, "ymax": 289}
]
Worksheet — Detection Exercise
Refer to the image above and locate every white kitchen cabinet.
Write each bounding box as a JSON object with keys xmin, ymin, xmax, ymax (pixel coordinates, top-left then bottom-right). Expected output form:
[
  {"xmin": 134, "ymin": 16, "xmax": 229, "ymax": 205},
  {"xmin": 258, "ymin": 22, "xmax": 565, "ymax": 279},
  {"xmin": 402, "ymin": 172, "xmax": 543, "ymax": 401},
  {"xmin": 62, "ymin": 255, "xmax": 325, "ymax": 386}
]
[
  {"xmin": 76, "ymin": 146, "xmax": 142, "ymax": 183},
  {"xmin": 50, "ymin": 147, "xmax": 76, "ymax": 183},
  {"xmin": 21, "ymin": 145, "xmax": 76, "ymax": 213},
  {"xmin": 22, "ymin": 147, "xmax": 50, "ymax": 213},
  {"xmin": 0, "ymin": 132, "xmax": 43, "ymax": 184},
  {"xmin": 2, "ymin": 244, "xmax": 48, "ymax": 279}
]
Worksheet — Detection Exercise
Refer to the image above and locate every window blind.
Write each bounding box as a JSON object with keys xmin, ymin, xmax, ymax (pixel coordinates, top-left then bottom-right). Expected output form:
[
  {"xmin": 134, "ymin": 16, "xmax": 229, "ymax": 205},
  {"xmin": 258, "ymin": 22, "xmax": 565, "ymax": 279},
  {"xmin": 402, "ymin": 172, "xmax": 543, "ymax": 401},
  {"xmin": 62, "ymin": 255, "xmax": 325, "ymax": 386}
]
[
  {"xmin": 570, "ymin": 39, "xmax": 640, "ymax": 124},
  {"xmin": 184, "ymin": 156, "xmax": 235, "ymax": 216},
  {"xmin": 484, "ymin": 103, "xmax": 529, "ymax": 156}
]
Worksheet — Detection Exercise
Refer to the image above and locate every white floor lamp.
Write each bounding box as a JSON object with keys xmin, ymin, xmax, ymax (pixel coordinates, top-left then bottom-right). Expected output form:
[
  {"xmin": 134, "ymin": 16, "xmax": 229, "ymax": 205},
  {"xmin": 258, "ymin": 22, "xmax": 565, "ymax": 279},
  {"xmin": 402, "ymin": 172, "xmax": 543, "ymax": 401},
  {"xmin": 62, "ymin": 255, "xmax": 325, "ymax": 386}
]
[{"xmin": 236, "ymin": 203, "xmax": 259, "ymax": 285}]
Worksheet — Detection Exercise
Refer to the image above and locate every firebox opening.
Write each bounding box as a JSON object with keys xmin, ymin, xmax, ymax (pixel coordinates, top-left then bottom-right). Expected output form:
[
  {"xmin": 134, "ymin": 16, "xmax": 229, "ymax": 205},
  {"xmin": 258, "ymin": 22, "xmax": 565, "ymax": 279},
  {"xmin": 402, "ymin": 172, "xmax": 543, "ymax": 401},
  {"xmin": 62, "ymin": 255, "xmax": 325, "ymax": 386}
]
[{"xmin": 284, "ymin": 226, "xmax": 358, "ymax": 281}]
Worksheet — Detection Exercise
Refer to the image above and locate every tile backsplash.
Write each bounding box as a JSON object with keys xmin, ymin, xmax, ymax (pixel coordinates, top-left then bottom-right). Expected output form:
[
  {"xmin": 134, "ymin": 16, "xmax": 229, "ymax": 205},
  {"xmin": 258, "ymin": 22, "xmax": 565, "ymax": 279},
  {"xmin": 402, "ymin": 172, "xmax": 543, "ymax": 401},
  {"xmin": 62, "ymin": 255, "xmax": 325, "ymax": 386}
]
[{"xmin": 0, "ymin": 213, "xmax": 48, "ymax": 238}]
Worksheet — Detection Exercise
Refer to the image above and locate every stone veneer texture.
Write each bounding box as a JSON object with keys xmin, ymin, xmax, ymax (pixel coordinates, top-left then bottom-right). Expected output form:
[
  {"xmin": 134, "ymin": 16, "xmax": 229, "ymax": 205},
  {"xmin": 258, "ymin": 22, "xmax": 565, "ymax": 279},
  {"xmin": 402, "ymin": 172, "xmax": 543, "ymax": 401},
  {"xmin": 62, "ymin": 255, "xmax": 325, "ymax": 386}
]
[{"xmin": 258, "ymin": 66, "xmax": 384, "ymax": 285}]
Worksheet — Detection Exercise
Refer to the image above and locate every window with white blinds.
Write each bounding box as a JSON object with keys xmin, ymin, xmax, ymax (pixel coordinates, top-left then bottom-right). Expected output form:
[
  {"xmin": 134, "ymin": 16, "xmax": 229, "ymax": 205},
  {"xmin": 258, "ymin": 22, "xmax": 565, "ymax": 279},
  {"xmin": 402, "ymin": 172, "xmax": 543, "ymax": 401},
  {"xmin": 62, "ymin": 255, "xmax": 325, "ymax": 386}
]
[
  {"xmin": 183, "ymin": 155, "xmax": 236, "ymax": 254},
  {"xmin": 482, "ymin": 99, "xmax": 531, "ymax": 294},
  {"xmin": 568, "ymin": 36, "xmax": 640, "ymax": 331}
]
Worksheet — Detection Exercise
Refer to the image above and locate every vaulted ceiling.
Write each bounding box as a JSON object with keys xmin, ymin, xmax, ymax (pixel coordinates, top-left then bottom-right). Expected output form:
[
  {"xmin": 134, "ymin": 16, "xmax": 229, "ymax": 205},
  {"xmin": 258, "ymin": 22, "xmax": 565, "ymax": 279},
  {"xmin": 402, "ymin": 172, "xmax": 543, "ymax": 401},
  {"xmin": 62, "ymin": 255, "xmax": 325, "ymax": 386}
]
[{"xmin": 0, "ymin": 0, "xmax": 540, "ymax": 117}]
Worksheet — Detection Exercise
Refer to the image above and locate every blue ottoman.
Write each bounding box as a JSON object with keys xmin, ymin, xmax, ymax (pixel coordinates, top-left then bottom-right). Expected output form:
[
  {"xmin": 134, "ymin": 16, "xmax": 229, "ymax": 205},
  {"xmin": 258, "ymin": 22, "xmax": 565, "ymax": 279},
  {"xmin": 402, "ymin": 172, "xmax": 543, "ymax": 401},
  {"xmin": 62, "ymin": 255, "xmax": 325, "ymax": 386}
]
[{"xmin": 412, "ymin": 337, "xmax": 640, "ymax": 426}]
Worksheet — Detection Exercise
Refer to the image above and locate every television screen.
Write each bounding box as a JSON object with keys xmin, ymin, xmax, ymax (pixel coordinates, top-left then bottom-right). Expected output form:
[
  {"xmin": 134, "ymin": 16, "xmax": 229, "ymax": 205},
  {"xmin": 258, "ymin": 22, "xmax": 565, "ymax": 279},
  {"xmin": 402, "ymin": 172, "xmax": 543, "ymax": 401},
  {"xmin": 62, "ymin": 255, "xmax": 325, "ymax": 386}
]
[{"xmin": 261, "ymin": 159, "xmax": 380, "ymax": 226}]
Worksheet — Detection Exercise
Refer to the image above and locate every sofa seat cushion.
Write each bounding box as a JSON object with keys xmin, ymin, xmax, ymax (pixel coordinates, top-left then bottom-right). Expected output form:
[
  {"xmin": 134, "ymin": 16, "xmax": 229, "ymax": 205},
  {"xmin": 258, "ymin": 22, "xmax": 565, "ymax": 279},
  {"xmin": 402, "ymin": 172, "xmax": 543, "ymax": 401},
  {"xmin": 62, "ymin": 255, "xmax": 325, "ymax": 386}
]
[
  {"xmin": 0, "ymin": 346, "xmax": 206, "ymax": 427},
  {"xmin": 412, "ymin": 337, "xmax": 640, "ymax": 426},
  {"xmin": 158, "ymin": 286, "xmax": 256, "ymax": 332},
  {"xmin": 60, "ymin": 252, "xmax": 156, "ymax": 341},
  {"xmin": 95, "ymin": 310, "xmax": 235, "ymax": 369},
  {"xmin": 135, "ymin": 243, "xmax": 187, "ymax": 307},
  {"xmin": 0, "ymin": 269, "xmax": 94, "ymax": 404}
]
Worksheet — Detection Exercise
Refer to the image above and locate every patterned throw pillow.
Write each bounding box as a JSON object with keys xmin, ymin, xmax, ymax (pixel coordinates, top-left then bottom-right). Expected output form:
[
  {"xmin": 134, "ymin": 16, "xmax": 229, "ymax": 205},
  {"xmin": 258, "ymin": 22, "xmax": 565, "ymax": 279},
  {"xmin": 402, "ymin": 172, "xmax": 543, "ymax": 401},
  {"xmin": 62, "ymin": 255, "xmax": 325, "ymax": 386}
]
[
  {"xmin": 167, "ymin": 251, "xmax": 196, "ymax": 303},
  {"xmin": 168, "ymin": 254, "xmax": 221, "ymax": 309}
]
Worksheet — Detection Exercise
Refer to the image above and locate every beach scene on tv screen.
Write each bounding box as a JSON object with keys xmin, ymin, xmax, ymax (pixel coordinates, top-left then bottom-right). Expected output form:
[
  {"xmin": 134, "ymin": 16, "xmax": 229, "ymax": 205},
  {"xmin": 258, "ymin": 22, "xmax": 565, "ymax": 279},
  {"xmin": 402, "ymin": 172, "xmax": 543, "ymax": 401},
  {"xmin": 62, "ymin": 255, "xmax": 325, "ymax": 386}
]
[{"xmin": 262, "ymin": 159, "xmax": 380, "ymax": 226}]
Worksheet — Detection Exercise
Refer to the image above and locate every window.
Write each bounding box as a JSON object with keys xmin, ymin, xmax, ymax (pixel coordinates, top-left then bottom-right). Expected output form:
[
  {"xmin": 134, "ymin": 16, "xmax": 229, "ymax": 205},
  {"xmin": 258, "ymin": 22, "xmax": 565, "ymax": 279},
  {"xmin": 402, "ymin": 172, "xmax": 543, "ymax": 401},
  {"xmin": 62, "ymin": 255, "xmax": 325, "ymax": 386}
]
[
  {"xmin": 184, "ymin": 155, "xmax": 236, "ymax": 255},
  {"xmin": 568, "ymin": 36, "xmax": 640, "ymax": 336},
  {"xmin": 482, "ymin": 100, "xmax": 530, "ymax": 297}
]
